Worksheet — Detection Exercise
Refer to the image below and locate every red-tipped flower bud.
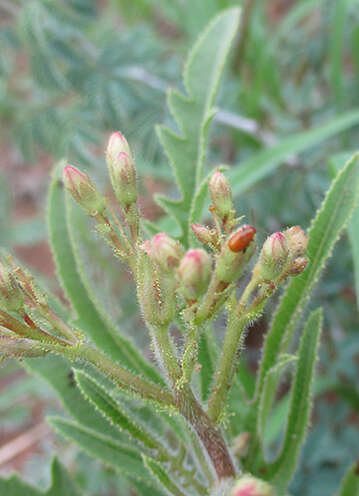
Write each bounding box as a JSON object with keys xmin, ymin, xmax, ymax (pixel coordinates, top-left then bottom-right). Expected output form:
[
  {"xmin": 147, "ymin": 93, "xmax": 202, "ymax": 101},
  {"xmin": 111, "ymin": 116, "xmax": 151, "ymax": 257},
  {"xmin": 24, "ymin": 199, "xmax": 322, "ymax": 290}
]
[
  {"xmin": 63, "ymin": 165, "xmax": 105, "ymax": 216},
  {"xmin": 231, "ymin": 475, "xmax": 274, "ymax": 496},
  {"xmin": 0, "ymin": 263, "xmax": 24, "ymax": 313},
  {"xmin": 257, "ymin": 232, "xmax": 289, "ymax": 280},
  {"xmin": 151, "ymin": 233, "xmax": 184, "ymax": 272},
  {"xmin": 208, "ymin": 170, "xmax": 233, "ymax": 220},
  {"xmin": 191, "ymin": 224, "xmax": 218, "ymax": 247},
  {"xmin": 215, "ymin": 226, "xmax": 256, "ymax": 283},
  {"xmin": 177, "ymin": 249, "xmax": 212, "ymax": 301},
  {"xmin": 106, "ymin": 132, "xmax": 137, "ymax": 208},
  {"xmin": 284, "ymin": 225, "xmax": 308, "ymax": 258}
]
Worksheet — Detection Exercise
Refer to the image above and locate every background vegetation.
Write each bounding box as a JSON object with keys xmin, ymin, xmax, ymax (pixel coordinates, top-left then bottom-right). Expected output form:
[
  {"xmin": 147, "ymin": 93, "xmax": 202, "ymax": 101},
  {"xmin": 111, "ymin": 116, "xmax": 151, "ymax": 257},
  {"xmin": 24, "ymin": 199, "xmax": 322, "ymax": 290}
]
[{"xmin": 0, "ymin": 1, "xmax": 358, "ymax": 495}]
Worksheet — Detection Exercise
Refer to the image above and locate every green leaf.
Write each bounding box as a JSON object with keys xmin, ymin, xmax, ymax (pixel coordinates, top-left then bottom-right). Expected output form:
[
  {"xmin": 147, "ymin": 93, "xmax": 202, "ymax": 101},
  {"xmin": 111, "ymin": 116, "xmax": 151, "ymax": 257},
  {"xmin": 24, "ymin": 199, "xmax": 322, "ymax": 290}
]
[
  {"xmin": 24, "ymin": 356, "xmax": 126, "ymax": 442},
  {"xmin": 0, "ymin": 458, "xmax": 81, "ymax": 496},
  {"xmin": 329, "ymin": 151, "xmax": 359, "ymax": 309},
  {"xmin": 268, "ymin": 309, "xmax": 323, "ymax": 492},
  {"xmin": 257, "ymin": 354, "xmax": 297, "ymax": 460},
  {"xmin": 228, "ymin": 111, "xmax": 359, "ymax": 198},
  {"xmin": 258, "ymin": 152, "xmax": 359, "ymax": 397},
  {"xmin": 47, "ymin": 163, "xmax": 163, "ymax": 385},
  {"xmin": 74, "ymin": 369, "xmax": 164, "ymax": 453},
  {"xmin": 329, "ymin": 0, "xmax": 350, "ymax": 106},
  {"xmin": 338, "ymin": 461, "xmax": 359, "ymax": 496},
  {"xmin": 50, "ymin": 416, "xmax": 153, "ymax": 484},
  {"xmin": 156, "ymin": 7, "xmax": 240, "ymax": 245},
  {"xmin": 143, "ymin": 455, "xmax": 187, "ymax": 496}
]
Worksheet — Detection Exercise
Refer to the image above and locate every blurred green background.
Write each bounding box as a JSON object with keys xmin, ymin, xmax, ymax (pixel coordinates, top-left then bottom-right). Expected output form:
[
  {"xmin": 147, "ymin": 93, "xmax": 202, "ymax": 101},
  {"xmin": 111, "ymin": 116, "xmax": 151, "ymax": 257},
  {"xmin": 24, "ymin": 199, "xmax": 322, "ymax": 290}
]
[{"xmin": 0, "ymin": 1, "xmax": 358, "ymax": 494}]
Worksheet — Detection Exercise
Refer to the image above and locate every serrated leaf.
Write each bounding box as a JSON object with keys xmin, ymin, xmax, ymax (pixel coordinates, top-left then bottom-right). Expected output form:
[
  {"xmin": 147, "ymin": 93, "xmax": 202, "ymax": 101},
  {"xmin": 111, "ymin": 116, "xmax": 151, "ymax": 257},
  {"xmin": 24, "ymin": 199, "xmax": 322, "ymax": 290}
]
[
  {"xmin": 50, "ymin": 416, "xmax": 153, "ymax": 484},
  {"xmin": 47, "ymin": 163, "xmax": 163, "ymax": 385},
  {"xmin": 143, "ymin": 455, "xmax": 187, "ymax": 496},
  {"xmin": 257, "ymin": 153, "xmax": 359, "ymax": 397},
  {"xmin": 258, "ymin": 354, "xmax": 297, "ymax": 460},
  {"xmin": 75, "ymin": 369, "xmax": 164, "ymax": 453},
  {"xmin": 338, "ymin": 461, "xmax": 359, "ymax": 496},
  {"xmin": 156, "ymin": 8, "xmax": 240, "ymax": 245},
  {"xmin": 267, "ymin": 309, "xmax": 323, "ymax": 491},
  {"xmin": 0, "ymin": 458, "xmax": 81, "ymax": 496}
]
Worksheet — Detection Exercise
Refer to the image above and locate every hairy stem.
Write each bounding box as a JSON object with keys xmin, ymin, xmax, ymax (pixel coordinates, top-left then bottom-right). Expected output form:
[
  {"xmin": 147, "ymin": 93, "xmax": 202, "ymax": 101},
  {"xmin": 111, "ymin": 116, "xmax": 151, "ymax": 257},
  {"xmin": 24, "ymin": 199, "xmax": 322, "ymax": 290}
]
[
  {"xmin": 151, "ymin": 324, "xmax": 235, "ymax": 479},
  {"xmin": 207, "ymin": 311, "xmax": 248, "ymax": 423},
  {"xmin": 178, "ymin": 386, "xmax": 236, "ymax": 479},
  {"xmin": 70, "ymin": 343, "xmax": 176, "ymax": 407}
]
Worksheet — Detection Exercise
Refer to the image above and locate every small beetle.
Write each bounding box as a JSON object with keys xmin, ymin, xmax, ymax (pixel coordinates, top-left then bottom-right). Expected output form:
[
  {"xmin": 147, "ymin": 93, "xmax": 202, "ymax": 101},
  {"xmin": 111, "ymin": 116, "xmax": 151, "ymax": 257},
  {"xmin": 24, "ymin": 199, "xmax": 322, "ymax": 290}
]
[{"xmin": 228, "ymin": 225, "xmax": 256, "ymax": 253}]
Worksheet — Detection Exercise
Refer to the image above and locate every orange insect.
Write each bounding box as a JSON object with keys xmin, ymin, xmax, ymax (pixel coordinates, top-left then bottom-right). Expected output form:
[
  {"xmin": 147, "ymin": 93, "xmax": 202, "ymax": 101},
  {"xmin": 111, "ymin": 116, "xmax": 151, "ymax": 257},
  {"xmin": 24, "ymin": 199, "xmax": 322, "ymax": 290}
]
[{"xmin": 228, "ymin": 225, "xmax": 256, "ymax": 253}]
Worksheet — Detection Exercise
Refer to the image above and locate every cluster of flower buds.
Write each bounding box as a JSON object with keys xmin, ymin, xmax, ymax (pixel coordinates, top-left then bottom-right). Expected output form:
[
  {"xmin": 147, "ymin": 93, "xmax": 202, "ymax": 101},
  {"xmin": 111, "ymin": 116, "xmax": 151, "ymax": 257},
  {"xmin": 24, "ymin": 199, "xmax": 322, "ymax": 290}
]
[
  {"xmin": 231, "ymin": 475, "xmax": 274, "ymax": 496},
  {"xmin": 0, "ymin": 257, "xmax": 78, "ymax": 360},
  {"xmin": 63, "ymin": 131, "xmax": 141, "ymax": 263},
  {"xmin": 254, "ymin": 226, "xmax": 309, "ymax": 284}
]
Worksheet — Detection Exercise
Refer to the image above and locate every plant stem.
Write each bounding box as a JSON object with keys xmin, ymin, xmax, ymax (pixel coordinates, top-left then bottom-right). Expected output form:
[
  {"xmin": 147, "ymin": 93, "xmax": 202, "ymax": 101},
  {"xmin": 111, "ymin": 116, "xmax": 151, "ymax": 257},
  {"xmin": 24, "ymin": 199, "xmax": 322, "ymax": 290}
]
[
  {"xmin": 207, "ymin": 311, "xmax": 248, "ymax": 423},
  {"xmin": 151, "ymin": 325, "xmax": 182, "ymax": 386},
  {"xmin": 151, "ymin": 325, "xmax": 235, "ymax": 479},
  {"xmin": 178, "ymin": 386, "xmax": 236, "ymax": 479},
  {"xmin": 70, "ymin": 343, "xmax": 176, "ymax": 408}
]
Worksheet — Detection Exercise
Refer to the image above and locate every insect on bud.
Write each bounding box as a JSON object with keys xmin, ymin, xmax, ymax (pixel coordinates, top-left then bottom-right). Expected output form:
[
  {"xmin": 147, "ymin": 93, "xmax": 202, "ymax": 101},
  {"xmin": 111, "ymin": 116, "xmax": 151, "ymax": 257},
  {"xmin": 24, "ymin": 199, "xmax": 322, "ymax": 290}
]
[
  {"xmin": 0, "ymin": 263, "xmax": 25, "ymax": 314},
  {"xmin": 177, "ymin": 249, "xmax": 212, "ymax": 301},
  {"xmin": 150, "ymin": 233, "xmax": 184, "ymax": 272},
  {"xmin": 63, "ymin": 165, "xmax": 105, "ymax": 216},
  {"xmin": 256, "ymin": 232, "xmax": 289, "ymax": 280},
  {"xmin": 191, "ymin": 223, "xmax": 217, "ymax": 247},
  {"xmin": 215, "ymin": 225, "xmax": 256, "ymax": 283},
  {"xmin": 231, "ymin": 475, "xmax": 274, "ymax": 496},
  {"xmin": 208, "ymin": 170, "xmax": 234, "ymax": 221},
  {"xmin": 288, "ymin": 256, "xmax": 309, "ymax": 276},
  {"xmin": 137, "ymin": 246, "xmax": 176, "ymax": 327},
  {"xmin": 106, "ymin": 131, "xmax": 137, "ymax": 208},
  {"xmin": 284, "ymin": 225, "xmax": 308, "ymax": 258}
]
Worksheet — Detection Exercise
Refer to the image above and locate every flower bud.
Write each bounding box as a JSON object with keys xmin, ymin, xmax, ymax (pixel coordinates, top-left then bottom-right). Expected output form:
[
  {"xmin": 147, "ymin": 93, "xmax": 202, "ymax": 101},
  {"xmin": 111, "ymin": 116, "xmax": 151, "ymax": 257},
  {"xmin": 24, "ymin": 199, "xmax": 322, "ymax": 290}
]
[
  {"xmin": 232, "ymin": 432, "xmax": 251, "ymax": 458},
  {"xmin": 0, "ymin": 264, "xmax": 24, "ymax": 313},
  {"xmin": 63, "ymin": 165, "xmax": 105, "ymax": 216},
  {"xmin": 231, "ymin": 475, "xmax": 274, "ymax": 496},
  {"xmin": 208, "ymin": 171, "xmax": 233, "ymax": 221},
  {"xmin": 191, "ymin": 224, "xmax": 218, "ymax": 247},
  {"xmin": 177, "ymin": 249, "xmax": 212, "ymax": 301},
  {"xmin": 106, "ymin": 132, "xmax": 137, "ymax": 208},
  {"xmin": 284, "ymin": 225, "xmax": 308, "ymax": 258},
  {"xmin": 288, "ymin": 256, "xmax": 309, "ymax": 276},
  {"xmin": 137, "ymin": 246, "xmax": 176, "ymax": 327},
  {"xmin": 256, "ymin": 232, "xmax": 289, "ymax": 280},
  {"xmin": 215, "ymin": 226, "xmax": 256, "ymax": 283},
  {"xmin": 0, "ymin": 336, "xmax": 47, "ymax": 358},
  {"xmin": 150, "ymin": 233, "xmax": 184, "ymax": 272}
]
